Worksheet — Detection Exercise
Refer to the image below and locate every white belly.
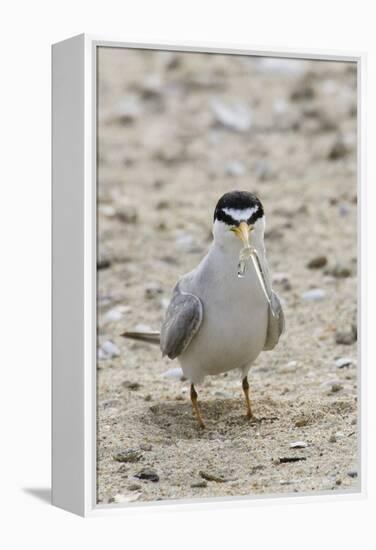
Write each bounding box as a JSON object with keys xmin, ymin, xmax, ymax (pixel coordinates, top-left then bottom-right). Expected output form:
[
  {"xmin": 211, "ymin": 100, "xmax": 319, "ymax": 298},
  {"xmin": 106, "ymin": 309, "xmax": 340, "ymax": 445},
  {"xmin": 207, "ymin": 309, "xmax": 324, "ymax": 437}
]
[{"xmin": 178, "ymin": 252, "xmax": 268, "ymax": 384}]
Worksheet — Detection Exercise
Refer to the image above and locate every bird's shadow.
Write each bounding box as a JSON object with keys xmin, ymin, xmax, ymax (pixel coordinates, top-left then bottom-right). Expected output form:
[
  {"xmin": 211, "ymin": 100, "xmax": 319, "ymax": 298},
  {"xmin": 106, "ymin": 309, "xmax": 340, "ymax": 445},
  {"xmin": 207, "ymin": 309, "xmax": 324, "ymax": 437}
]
[
  {"xmin": 23, "ymin": 487, "xmax": 51, "ymax": 504},
  {"xmin": 143, "ymin": 398, "xmax": 279, "ymax": 440}
]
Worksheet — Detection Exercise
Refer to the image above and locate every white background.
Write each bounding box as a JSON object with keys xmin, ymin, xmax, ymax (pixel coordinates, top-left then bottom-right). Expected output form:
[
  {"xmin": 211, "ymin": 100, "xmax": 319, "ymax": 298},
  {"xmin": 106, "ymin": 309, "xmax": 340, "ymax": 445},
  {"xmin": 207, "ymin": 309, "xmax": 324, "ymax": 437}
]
[{"xmin": 1, "ymin": 1, "xmax": 375, "ymax": 548}]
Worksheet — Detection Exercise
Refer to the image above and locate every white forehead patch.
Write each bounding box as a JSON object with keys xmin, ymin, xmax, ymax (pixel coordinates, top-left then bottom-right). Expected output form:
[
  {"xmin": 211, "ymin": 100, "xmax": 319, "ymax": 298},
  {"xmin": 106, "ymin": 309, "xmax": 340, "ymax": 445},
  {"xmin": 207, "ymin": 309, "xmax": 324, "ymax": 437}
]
[{"xmin": 222, "ymin": 205, "xmax": 259, "ymax": 221}]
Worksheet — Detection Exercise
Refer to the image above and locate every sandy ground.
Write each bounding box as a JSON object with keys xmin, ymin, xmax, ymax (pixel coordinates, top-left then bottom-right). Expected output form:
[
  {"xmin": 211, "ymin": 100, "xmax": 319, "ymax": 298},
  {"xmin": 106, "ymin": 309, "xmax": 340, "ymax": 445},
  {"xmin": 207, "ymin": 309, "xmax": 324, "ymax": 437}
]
[{"xmin": 96, "ymin": 48, "xmax": 358, "ymax": 505}]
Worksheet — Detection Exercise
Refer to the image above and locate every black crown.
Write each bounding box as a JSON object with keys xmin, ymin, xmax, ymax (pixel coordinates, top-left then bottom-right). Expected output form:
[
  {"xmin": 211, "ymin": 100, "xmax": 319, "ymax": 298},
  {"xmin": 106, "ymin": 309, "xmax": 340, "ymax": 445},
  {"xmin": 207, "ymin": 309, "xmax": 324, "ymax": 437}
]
[{"xmin": 214, "ymin": 191, "xmax": 264, "ymax": 226}]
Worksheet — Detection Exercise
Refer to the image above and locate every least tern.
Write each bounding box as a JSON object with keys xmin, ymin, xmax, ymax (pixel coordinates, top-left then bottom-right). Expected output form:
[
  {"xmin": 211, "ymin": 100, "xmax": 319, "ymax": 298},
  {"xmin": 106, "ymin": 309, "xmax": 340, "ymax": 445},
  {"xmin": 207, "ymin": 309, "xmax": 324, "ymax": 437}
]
[{"xmin": 122, "ymin": 191, "xmax": 285, "ymax": 428}]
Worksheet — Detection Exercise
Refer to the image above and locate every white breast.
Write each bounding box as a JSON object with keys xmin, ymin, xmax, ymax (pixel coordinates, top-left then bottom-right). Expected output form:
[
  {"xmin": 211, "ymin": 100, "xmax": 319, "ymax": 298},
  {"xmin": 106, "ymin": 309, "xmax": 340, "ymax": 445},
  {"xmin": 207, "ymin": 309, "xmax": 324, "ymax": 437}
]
[{"xmin": 178, "ymin": 245, "xmax": 268, "ymax": 384}]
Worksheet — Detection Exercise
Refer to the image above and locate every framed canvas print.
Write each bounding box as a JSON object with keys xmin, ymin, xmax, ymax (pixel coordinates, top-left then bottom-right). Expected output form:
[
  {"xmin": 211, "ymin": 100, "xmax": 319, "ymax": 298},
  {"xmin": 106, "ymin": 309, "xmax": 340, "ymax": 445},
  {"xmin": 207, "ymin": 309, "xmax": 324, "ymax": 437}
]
[{"xmin": 52, "ymin": 34, "xmax": 365, "ymax": 516}]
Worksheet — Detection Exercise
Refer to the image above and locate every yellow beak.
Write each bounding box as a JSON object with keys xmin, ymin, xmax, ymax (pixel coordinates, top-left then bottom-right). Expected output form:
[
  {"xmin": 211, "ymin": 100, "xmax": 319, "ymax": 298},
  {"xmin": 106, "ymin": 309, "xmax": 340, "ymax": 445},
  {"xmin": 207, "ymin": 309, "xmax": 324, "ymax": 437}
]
[{"xmin": 233, "ymin": 221, "xmax": 251, "ymax": 246}]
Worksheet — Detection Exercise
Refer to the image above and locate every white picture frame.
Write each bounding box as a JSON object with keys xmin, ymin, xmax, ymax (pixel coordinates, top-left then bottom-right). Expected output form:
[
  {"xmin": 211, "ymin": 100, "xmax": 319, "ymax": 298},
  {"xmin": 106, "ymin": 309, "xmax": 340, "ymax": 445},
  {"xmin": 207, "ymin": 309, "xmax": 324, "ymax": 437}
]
[{"xmin": 52, "ymin": 34, "xmax": 366, "ymax": 517}]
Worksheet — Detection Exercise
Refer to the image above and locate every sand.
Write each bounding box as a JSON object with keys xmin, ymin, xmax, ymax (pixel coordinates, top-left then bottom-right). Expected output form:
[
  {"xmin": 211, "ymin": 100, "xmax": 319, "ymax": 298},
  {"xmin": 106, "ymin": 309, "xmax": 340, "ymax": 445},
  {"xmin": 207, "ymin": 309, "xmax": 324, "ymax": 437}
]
[{"xmin": 96, "ymin": 47, "xmax": 358, "ymax": 505}]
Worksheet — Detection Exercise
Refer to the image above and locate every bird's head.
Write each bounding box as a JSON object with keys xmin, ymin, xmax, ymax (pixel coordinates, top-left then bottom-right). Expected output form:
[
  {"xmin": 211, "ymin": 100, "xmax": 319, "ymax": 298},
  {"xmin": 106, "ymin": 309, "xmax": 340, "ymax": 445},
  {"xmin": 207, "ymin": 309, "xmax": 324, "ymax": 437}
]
[{"xmin": 212, "ymin": 191, "xmax": 265, "ymax": 252}]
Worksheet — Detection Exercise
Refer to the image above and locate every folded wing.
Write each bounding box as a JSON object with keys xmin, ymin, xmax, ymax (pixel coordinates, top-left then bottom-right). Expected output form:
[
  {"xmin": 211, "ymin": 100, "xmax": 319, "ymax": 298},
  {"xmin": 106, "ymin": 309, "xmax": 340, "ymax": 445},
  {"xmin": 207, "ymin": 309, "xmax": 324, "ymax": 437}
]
[{"xmin": 160, "ymin": 285, "xmax": 203, "ymax": 359}]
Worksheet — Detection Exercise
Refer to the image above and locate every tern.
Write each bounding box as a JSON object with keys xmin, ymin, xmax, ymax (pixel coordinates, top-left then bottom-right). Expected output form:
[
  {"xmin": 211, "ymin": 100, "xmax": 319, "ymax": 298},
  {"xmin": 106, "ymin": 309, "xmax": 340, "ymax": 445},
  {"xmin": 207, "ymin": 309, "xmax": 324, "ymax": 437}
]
[{"xmin": 122, "ymin": 191, "xmax": 285, "ymax": 428}]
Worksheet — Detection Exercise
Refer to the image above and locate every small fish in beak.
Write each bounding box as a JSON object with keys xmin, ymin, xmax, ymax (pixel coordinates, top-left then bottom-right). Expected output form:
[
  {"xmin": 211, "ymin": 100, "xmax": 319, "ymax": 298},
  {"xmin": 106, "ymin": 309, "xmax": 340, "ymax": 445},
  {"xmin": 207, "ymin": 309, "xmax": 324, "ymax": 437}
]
[
  {"xmin": 234, "ymin": 222, "xmax": 274, "ymax": 311},
  {"xmin": 233, "ymin": 221, "xmax": 253, "ymax": 278}
]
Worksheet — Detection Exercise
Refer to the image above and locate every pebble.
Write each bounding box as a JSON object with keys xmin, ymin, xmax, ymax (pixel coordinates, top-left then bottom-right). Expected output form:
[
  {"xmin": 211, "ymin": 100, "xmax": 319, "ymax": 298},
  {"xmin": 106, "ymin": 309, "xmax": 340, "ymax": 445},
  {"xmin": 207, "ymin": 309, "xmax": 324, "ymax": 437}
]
[
  {"xmin": 113, "ymin": 449, "xmax": 142, "ymax": 463},
  {"xmin": 277, "ymin": 456, "xmax": 307, "ymax": 464},
  {"xmin": 162, "ymin": 367, "xmax": 185, "ymax": 381},
  {"xmin": 116, "ymin": 205, "xmax": 138, "ymax": 224},
  {"xmin": 145, "ymin": 283, "xmax": 163, "ymax": 299},
  {"xmin": 225, "ymin": 160, "xmax": 246, "ymax": 177},
  {"xmin": 347, "ymin": 470, "xmax": 358, "ymax": 479},
  {"xmin": 331, "ymin": 383, "xmax": 343, "ymax": 393},
  {"xmin": 127, "ymin": 483, "xmax": 141, "ymax": 491},
  {"xmin": 290, "ymin": 78, "xmax": 315, "ymax": 101},
  {"xmin": 123, "ymin": 381, "xmax": 141, "ymax": 391},
  {"xmin": 114, "ymin": 95, "xmax": 141, "ymax": 124},
  {"xmin": 290, "ymin": 441, "xmax": 308, "ymax": 449},
  {"xmin": 97, "ymin": 340, "xmax": 120, "ymax": 360},
  {"xmin": 328, "ymin": 136, "xmax": 348, "ymax": 160},
  {"xmin": 335, "ymin": 326, "xmax": 357, "ymax": 345},
  {"xmin": 190, "ymin": 480, "xmax": 208, "ymax": 488},
  {"xmin": 335, "ymin": 357, "xmax": 353, "ymax": 369},
  {"xmin": 326, "ymin": 263, "xmax": 352, "ymax": 278},
  {"xmin": 199, "ymin": 470, "xmax": 227, "ymax": 483},
  {"xmin": 139, "ymin": 73, "xmax": 163, "ymax": 99},
  {"xmin": 104, "ymin": 308, "xmax": 123, "ymax": 322},
  {"xmin": 329, "ymin": 434, "xmax": 337, "ymax": 443},
  {"xmin": 307, "ymin": 255, "xmax": 328, "ymax": 269},
  {"xmin": 135, "ymin": 468, "xmax": 159, "ymax": 482},
  {"xmin": 97, "ymin": 249, "xmax": 112, "ymax": 270},
  {"xmin": 295, "ymin": 417, "xmax": 308, "ymax": 428},
  {"xmin": 211, "ymin": 98, "xmax": 252, "ymax": 132},
  {"xmin": 302, "ymin": 288, "xmax": 326, "ymax": 302},
  {"xmin": 272, "ymin": 272, "xmax": 291, "ymax": 291}
]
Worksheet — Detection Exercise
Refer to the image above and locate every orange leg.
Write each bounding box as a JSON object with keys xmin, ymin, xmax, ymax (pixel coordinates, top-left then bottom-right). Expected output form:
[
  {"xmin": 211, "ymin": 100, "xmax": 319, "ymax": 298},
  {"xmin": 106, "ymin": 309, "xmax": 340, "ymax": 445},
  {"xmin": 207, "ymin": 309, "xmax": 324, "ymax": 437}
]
[
  {"xmin": 242, "ymin": 376, "xmax": 253, "ymax": 419},
  {"xmin": 190, "ymin": 384, "xmax": 205, "ymax": 429}
]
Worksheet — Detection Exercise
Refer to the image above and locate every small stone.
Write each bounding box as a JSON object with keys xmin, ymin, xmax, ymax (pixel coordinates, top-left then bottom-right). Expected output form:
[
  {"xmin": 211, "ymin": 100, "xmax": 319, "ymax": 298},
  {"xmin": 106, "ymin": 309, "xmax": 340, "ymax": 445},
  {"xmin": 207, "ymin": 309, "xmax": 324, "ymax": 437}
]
[
  {"xmin": 127, "ymin": 483, "xmax": 141, "ymax": 491},
  {"xmin": 123, "ymin": 381, "xmax": 141, "ymax": 391},
  {"xmin": 211, "ymin": 98, "xmax": 252, "ymax": 132},
  {"xmin": 326, "ymin": 263, "xmax": 352, "ymax": 278},
  {"xmin": 199, "ymin": 470, "xmax": 227, "ymax": 483},
  {"xmin": 295, "ymin": 417, "xmax": 308, "ymax": 428},
  {"xmin": 307, "ymin": 256, "xmax": 328, "ymax": 269},
  {"xmin": 290, "ymin": 78, "xmax": 315, "ymax": 101},
  {"xmin": 113, "ymin": 449, "xmax": 142, "ymax": 463},
  {"xmin": 156, "ymin": 199, "xmax": 170, "ymax": 210},
  {"xmin": 335, "ymin": 357, "xmax": 353, "ymax": 369},
  {"xmin": 104, "ymin": 308, "xmax": 123, "ymax": 322},
  {"xmin": 114, "ymin": 95, "xmax": 141, "ymax": 124},
  {"xmin": 135, "ymin": 468, "xmax": 159, "ymax": 482},
  {"xmin": 278, "ymin": 457, "xmax": 307, "ymax": 464},
  {"xmin": 336, "ymin": 479, "xmax": 342, "ymax": 486},
  {"xmin": 98, "ymin": 340, "xmax": 120, "ymax": 360},
  {"xmin": 190, "ymin": 480, "xmax": 208, "ymax": 488},
  {"xmin": 145, "ymin": 283, "xmax": 163, "ymax": 299},
  {"xmin": 335, "ymin": 326, "xmax": 357, "ymax": 345},
  {"xmin": 347, "ymin": 470, "xmax": 358, "ymax": 479},
  {"xmin": 139, "ymin": 73, "xmax": 163, "ymax": 99},
  {"xmin": 331, "ymin": 383, "xmax": 343, "ymax": 393},
  {"xmin": 116, "ymin": 205, "xmax": 138, "ymax": 224},
  {"xmin": 329, "ymin": 434, "xmax": 337, "ymax": 443},
  {"xmin": 328, "ymin": 137, "xmax": 348, "ymax": 160},
  {"xmin": 97, "ymin": 250, "xmax": 112, "ymax": 270},
  {"xmin": 272, "ymin": 272, "xmax": 292, "ymax": 291},
  {"xmin": 302, "ymin": 288, "xmax": 326, "ymax": 302},
  {"xmin": 290, "ymin": 441, "xmax": 308, "ymax": 449},
  {"xmin": 225, "ymin": 160, "xmax": 246, "ymax": 177}
]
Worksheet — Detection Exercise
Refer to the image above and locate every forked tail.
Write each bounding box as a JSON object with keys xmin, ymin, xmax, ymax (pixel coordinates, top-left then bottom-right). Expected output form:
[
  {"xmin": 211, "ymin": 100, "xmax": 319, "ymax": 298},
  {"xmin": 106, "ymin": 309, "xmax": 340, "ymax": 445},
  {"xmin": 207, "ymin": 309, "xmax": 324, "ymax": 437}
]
[{"xmin": 121, "ymin": 330, "xmax": 161, "ymax": 345}]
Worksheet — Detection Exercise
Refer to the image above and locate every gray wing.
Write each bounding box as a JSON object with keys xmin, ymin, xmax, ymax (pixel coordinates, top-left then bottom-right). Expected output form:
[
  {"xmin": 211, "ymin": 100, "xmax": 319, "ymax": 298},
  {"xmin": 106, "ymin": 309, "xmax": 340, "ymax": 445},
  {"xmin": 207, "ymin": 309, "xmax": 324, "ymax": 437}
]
[
  {"xmin": 254, "ymin": 250, "xmax": 285, "ymax": 351},
  {"xmin": 160, "ymin": 285, "xmax": 203, "ymax": 360},
  {"xmin": 263, "ymin": 290, "xmax": 285, "ymax": 351}
]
